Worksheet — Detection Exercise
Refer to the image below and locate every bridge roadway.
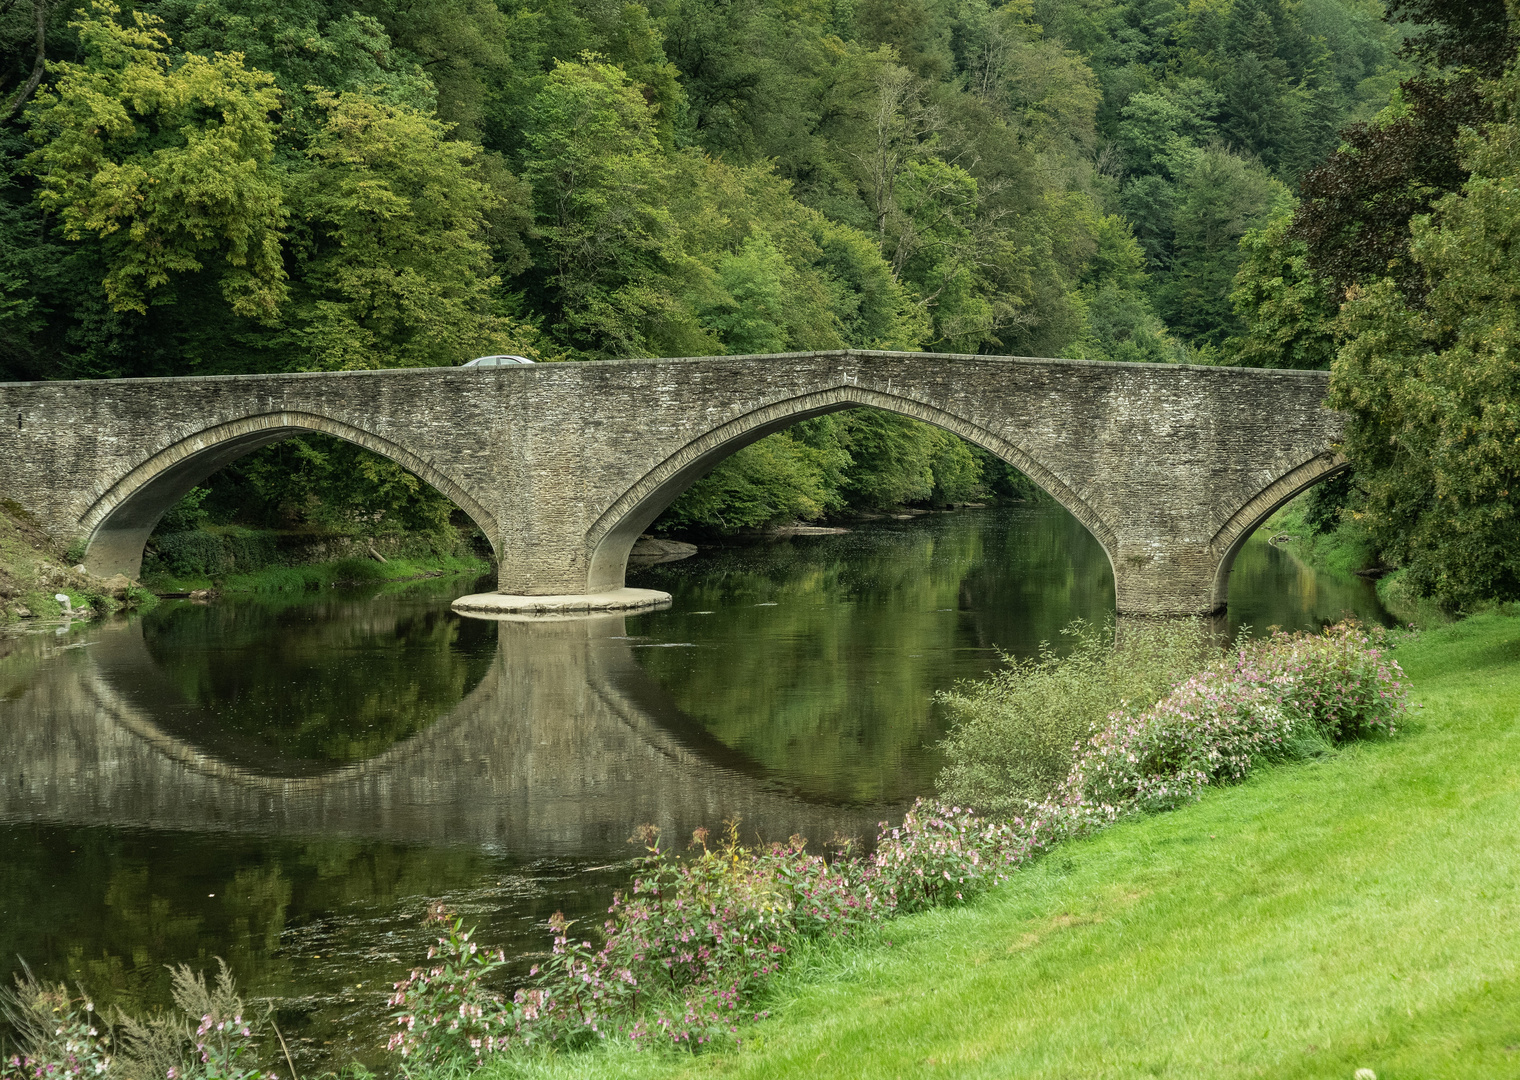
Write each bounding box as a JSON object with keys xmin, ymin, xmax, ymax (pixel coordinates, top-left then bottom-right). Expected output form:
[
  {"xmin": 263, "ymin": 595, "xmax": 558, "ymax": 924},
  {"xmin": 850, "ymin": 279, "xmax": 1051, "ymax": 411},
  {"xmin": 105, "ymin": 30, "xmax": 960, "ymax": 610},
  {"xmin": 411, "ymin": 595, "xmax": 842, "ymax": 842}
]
[{"xmin": 0, "ymin": 350, "xmax": 1344, "ymax": 617}]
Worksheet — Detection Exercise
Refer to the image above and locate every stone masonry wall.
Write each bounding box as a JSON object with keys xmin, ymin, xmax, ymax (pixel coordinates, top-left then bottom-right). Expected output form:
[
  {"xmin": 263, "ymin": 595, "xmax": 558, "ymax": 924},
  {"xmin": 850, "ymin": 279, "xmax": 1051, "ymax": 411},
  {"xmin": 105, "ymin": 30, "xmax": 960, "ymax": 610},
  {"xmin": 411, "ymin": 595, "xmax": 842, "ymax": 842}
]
[{"xmin": 0, "ymin": 351, "xmax": 1344, "ymax": 616}]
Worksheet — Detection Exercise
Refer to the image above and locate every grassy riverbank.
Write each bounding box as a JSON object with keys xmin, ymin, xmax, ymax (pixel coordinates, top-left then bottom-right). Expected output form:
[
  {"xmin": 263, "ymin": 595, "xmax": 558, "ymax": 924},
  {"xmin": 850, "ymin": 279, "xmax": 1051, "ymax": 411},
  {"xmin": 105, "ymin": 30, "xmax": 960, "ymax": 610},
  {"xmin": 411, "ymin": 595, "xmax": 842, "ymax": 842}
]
[
  {"xmin": 143, "ymin": 551, "xmax": 491, "ymax": 595},
  {"xmin": 450, "ymin": 612, "xmax": 1520, "ymax": 1079},
  {"xmin": 1264, "ymin": 495, "xmax": 1379, "ymax": 580},
  {"xmin": 139, "ymin": 525, "xmax": 490, "ymax": 594}
]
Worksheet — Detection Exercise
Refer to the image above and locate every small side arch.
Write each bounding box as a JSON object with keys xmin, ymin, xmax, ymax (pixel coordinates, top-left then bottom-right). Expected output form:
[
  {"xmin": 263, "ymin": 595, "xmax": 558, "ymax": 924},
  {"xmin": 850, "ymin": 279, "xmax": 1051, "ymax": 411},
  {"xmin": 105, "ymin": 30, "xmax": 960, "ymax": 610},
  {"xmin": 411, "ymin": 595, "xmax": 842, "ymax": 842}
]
[
  {"xmin": 1207, "ymin": 450, "xmax": 1349, "ymax": 611},
  {"xmin": 79, "ymin": 410, "xmax": 499, "ymax": 579},
  {"xmin": 584, "ymin": 384, "xmax": 1119, "ymax": 593}
]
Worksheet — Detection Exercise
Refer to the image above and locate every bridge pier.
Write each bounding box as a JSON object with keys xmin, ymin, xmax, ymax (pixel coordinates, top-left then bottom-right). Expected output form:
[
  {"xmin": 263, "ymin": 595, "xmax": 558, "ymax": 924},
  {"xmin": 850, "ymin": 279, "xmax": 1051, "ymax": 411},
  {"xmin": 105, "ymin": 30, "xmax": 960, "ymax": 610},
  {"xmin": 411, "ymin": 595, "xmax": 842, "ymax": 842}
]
[{"xmin": 1111, "ymin": 547, "xmax": 1229, "ymax": 619}]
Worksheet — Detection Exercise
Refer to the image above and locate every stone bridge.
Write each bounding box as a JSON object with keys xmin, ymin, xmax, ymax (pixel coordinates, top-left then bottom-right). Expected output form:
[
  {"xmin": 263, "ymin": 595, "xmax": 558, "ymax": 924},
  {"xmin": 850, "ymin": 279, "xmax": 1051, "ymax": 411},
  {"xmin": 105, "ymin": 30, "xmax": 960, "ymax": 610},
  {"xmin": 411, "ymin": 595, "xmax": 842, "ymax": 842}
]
[{"xmin": 0, "ymin": 350, "xmax": 1344, "ymax": 617}]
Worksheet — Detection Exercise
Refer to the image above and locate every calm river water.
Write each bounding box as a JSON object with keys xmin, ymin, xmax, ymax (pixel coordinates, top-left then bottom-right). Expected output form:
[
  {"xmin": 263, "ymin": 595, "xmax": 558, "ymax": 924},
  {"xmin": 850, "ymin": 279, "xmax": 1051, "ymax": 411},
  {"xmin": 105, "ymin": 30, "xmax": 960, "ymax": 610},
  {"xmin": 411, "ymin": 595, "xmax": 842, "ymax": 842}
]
[{"xmin": 0, "ymin": 505, "xmax": 1389, "ymax": 1068}]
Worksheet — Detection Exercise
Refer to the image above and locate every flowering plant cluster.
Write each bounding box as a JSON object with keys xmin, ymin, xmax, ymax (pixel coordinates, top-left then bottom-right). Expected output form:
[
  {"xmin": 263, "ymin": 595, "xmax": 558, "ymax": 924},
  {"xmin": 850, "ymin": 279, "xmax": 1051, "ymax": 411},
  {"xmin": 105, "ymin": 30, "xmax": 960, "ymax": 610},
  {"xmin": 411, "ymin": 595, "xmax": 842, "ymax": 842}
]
[
  {"xmin": 387, "ymin": 812, "xmax": 1020, "ymax": 1054},
  {"xmin": 1, "ymin": 985, "xmax": 112, "ymax": 1080},
  {"xmin": 185, "ymin": 1006, "xmax": 266, "ymax": 1080},
  {"xmin": 387, "ymin": 620, "xmax": 1409, "ymax": 1062},
  {"xmin": 386, "ymin": 903, "xmax": 514, "ymax": 1063},
  {"xmin": 1, "ymin": 960, "xmax": 275, "ymax": 1080},
  {"xmin": 869, "ymin": 802, "xmax": 1052, "ymax": 913},
  {"xmin": 1052, "ymin": 621, "xmax": 1409, "ymax": 828}
]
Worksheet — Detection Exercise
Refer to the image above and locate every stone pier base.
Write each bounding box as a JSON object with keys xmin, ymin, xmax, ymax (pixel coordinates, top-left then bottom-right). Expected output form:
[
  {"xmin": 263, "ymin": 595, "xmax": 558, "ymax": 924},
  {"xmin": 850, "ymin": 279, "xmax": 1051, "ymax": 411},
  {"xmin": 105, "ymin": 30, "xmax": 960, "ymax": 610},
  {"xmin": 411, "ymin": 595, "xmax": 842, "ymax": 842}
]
[{"xmin": 452, "ymin": 587, "xmax": 672, "ymax": 618}]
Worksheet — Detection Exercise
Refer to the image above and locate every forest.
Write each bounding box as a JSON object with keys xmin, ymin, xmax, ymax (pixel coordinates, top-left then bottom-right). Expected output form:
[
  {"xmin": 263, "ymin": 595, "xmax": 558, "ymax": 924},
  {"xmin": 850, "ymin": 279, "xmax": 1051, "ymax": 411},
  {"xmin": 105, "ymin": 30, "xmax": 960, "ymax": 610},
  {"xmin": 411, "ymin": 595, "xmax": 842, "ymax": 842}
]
[{"xmin": 1, "ymin": 0, "xmax": 1516, "ymax": 606}]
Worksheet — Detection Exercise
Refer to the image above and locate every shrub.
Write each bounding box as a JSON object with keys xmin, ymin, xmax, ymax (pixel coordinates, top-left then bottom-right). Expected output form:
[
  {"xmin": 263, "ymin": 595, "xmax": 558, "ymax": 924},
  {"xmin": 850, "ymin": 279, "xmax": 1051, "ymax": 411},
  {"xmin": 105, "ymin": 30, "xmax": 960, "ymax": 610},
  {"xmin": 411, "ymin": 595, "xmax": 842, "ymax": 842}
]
[
  {"xmin": 0, "ymin": 960, "xmax": 272, "ymax": 1080},
  {"xmin": 386, "ymin": 904, "xmax": 513, "ymax": 1064},
  {"xmin": 1, "ymin": 971, "xmax": 113, "ymax": 1080},
  {"xmin": 123, "ymin": 585, "xmax": 160, "ymax": 611},
  {"xmin": 868, "ymin": 803, "xmax": 1050, "ymax": 913},
  {"xmin": 1051, "ymin": 621, "xmax": 1409, "ymax": 829},
  {"xmin": 936, "ymin": 619, "xmax": 1212, "ymax": 813},
  {"xmin": 385, "ymin": 814, "xmax": 1027, "ymax": 1056}
]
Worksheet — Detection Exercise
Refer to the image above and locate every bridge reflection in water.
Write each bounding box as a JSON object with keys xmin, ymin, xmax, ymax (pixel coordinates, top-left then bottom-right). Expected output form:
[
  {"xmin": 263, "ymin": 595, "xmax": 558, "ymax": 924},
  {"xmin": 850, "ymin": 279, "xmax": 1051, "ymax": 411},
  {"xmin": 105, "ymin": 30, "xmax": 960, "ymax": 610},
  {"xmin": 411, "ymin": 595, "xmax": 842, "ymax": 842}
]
[
  {"xmin": 0, "ymin": 615, "xmax": 884, "ymax": 855},
  {"xmin": 0, "ymin": 602, "xmax": 893, "ymax": 1068}
]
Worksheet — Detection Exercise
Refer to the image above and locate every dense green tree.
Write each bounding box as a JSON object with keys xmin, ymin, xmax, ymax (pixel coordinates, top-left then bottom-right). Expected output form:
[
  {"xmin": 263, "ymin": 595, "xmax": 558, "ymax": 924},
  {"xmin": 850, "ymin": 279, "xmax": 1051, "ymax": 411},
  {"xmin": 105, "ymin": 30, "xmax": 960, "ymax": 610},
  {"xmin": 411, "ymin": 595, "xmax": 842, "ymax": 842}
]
[
  {"xmin": 154, "ymin": 0, "xmax": 439, "ymax": 126},
  {"xmin": 1224, "ymin": 204, "xmax": 1337, "ymax": 368},
  {"xmin": 1071, "ymin": 210, "xmax": 1183, "ymax": 362},
  {"xmin": 289, "ymin": 89, "xmax": 535, "ymax": 370},
  {"xmin": 1292, "ymin": 1, "xmax": 1515, "ymax": 302},
  {"xmin": 1295, "ymin": 77, "xmax": 1493, "ymax": 303},
  {"xmin": 520, "ymin": 56, "xmax": 709, "ymax": 357},
  {"xmin": 1386, "ymin": 0, "xmax": 1516, "ymax": 75},
  {"xmin": 699, "ymin": 233, "xmax": 798, "ymax": 355},
  {"xmin": 24, "ymin": 1, "xmax": 287, "ymax": 319},
  {"xmin": 193, "ymin": 434, "xmax": 461, "ymax": 535},
  {"xmin": 658, "ymin": 423, "xmax": 853, "ymax": 532},
  {"xmin": 1329, "ymin": 63, "xmax": 1520, "ymax": 607},
  {"xmin": 1153, "ymin": 144, "xmax": 1285, "ymax": 347},
  {"xmin": 1032, "ymin": 0, "xmax": 1407, "ymax": 349},
  {"xmin": 1079, "ymin": 282, "xmax": 1183, "ymax": 362}
]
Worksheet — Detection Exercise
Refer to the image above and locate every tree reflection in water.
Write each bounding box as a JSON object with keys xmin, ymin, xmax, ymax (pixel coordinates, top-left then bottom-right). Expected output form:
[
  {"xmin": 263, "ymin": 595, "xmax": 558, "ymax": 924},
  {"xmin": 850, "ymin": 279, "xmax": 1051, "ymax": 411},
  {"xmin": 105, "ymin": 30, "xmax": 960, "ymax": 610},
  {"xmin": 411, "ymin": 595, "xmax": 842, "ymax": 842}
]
[
  {"xmin": 626, "ymin": 505, "xmax": 1117, "ymax": 804},
  {"xmin": 140, "ymin": 585, "xmax": 497, "ymax": 764}
]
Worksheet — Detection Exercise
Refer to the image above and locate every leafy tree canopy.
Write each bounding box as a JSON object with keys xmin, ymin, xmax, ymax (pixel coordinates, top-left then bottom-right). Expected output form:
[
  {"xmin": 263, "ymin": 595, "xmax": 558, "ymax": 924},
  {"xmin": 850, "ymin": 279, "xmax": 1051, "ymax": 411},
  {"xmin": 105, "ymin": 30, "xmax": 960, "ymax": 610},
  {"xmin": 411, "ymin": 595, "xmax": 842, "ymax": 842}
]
[
  {"xmin": 24, "ymin": 1, "xmax": 287, "ymax": 319},
  {"xmin": 1330, "ymin": 63, "xmax": 1520, "ymax": 607}
]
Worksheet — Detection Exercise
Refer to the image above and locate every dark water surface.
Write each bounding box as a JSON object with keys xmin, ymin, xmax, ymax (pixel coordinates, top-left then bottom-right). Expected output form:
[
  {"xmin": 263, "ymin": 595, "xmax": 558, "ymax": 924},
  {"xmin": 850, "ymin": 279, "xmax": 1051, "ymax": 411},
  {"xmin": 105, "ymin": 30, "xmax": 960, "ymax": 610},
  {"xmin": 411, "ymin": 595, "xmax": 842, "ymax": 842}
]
[{"xmin": 0, "ymin": 506, "xmax": 1389, "ymax": 1069}]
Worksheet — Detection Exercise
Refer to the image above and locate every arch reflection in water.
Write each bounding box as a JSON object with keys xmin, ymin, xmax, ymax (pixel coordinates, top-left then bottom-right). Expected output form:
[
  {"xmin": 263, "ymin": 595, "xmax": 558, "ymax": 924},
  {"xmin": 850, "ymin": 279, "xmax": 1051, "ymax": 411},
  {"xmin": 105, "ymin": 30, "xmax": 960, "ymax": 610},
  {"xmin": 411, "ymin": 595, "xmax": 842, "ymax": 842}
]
[
  {"xmin": 0, "ymin": 598, "xmax": 887, "ymax": 1070},
  {"xmin": 1, "ymin": 606, "xmax": 881, "ymax": 856},
  {"xmin": 623, "ymin": 504, "xmax": 1118, "ymax": 803}
]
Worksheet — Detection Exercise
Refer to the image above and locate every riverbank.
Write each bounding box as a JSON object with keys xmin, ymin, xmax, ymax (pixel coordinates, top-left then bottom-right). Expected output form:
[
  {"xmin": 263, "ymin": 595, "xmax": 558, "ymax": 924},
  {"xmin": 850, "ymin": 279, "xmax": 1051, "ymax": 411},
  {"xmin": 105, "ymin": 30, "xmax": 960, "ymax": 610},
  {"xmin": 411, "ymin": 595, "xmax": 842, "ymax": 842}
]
[
  {"xmin": 444, "ymin": 612, "xmax": 1520, "ymax": 1079},
  {"xmin": 0, "ymin": 499, "xmax": 152, "ymax": 620},
  {"xmin": 143, "ymin": 551, "xmax": 491, "ymax": 596},
  {"xmin": 139, "ymin": 525, "xmax": 491, "ymax": 594}
]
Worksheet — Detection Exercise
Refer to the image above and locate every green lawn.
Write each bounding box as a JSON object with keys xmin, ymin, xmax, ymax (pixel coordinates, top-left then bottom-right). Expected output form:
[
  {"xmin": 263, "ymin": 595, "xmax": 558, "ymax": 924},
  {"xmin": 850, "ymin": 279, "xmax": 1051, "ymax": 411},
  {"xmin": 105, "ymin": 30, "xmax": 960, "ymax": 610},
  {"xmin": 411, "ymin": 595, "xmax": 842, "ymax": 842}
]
[{"xmin": 472, "ymin": 614, "xmax": 1520, "ymax": 1080}]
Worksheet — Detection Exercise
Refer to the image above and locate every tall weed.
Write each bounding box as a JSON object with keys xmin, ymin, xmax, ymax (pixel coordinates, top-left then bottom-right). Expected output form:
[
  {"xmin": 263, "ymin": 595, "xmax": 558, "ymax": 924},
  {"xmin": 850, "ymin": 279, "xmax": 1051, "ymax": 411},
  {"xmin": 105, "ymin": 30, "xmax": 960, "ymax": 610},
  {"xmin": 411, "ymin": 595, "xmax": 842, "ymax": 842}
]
[
  {"xmin": 936, "ymin": 619, "xmax": 1211, "ymax": 813},
  {"xmin": 0, "ymin": 961, "xmax": 272, "ymax": 1080}
]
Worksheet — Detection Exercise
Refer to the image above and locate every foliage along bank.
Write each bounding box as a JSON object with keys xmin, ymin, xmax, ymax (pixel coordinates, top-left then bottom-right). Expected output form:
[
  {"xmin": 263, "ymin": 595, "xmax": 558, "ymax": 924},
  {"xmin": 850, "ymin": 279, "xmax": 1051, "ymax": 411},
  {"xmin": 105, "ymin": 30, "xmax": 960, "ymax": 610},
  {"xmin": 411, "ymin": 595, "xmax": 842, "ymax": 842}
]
[
  {"xmin": 369, "ymin": 620, "xmax": 1405, "ymax": 1061},
  {"xmin": 1228, "ymin": 1, "xmax": 1520, "ymax": 614}
]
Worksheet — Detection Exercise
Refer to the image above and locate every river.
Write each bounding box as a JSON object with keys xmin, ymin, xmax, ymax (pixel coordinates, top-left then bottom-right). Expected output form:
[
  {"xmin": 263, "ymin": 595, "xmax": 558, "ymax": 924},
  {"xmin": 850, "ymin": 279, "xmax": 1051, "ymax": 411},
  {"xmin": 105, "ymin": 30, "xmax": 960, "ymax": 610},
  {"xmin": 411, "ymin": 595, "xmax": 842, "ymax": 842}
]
[{"xmin": 0, "ymin": 504, "xmax": 1389, "ymax": 1069}]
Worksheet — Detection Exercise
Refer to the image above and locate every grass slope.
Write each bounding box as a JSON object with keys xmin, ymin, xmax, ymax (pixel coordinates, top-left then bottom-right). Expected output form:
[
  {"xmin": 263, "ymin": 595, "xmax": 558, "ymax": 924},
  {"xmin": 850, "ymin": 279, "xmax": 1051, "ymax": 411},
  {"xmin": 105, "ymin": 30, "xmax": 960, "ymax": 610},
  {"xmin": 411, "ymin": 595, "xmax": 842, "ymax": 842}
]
[{"xmin": 475, "ymin": 615, "xmax": 1520, "ymax": 1080}]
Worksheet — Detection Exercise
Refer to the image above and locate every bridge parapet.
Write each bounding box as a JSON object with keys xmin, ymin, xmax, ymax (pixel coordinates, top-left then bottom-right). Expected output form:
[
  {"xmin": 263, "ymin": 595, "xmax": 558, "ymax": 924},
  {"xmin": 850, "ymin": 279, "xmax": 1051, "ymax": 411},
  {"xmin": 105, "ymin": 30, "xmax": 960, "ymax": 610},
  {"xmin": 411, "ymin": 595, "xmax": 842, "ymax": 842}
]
[{"xmin": 0, "ymin": 351, "xmax": 1342, "ymax": 617}]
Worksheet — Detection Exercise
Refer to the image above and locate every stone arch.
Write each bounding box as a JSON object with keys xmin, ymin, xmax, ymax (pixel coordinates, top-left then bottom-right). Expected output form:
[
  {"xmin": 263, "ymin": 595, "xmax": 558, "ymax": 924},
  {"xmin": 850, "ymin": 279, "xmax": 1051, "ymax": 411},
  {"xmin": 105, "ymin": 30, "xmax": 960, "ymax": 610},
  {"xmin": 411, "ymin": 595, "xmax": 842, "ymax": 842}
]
[
  {"xmin": 584, "ymin": 383, "xmax": 1120, "ymax": 594},
  {"xmin": 1207, "ymin": 450, "xmax": 1349, "ymax": 611},
  {"xmin": 79, "ymin": 410, "xmax": 498, "ymax": 579}
]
